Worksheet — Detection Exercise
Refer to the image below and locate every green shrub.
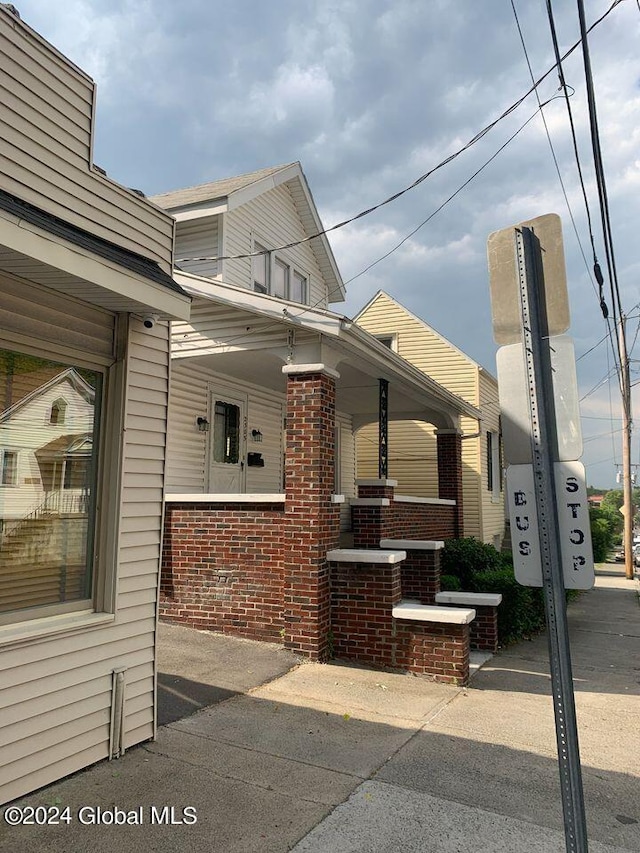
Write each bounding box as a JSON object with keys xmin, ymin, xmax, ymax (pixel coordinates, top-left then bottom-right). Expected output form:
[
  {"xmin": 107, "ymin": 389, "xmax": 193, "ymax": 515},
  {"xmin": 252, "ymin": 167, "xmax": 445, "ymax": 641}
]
[
  {"xmin": 588, "ymin": 507, "xmax": 616, "ymax": 563},
  {"xmin": 442, "ymin": 537, "xmax": 546, "ymax": 645},
  {"xmin": 441, "ymin": 537, "xmax": 505, "ymax": 587},
  {"xmin": 439, "ymin": 574, "xmax": 462, "ymax": 591}
]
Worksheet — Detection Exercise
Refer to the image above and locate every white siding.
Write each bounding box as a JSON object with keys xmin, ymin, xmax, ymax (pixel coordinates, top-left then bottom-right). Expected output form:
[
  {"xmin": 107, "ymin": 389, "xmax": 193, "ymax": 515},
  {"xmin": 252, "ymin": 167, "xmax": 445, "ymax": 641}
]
[
  {"xmin": 0, "ymin": 310, "xmax": 169, "ymax": 804},
  {"xmin": 0, "ymin": 12, "xmax": 173, "ymax": 271},
  {"xmin": 222, "ymin": 183, "xmax": 328, "ymax": 308},
  {"xmin": 337, "ymin": 411, "xmax": 356, "ymax": 532},
  {"xmin": 166, "ymin": 362, "xmax": 285, "ymax": 495},
  {"xmin": 175, "ymin": 216, "xmax": 220, "ymax": 278}
]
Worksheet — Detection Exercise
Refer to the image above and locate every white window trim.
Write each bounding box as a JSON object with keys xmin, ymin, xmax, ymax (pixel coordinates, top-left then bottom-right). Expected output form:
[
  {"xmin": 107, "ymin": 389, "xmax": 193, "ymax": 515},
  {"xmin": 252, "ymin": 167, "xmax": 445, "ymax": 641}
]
[
  {"xmin": 374, "ymin": 333, "xmax": 398, "ymax": 352},
  {"xmin": 250, "ymin": 234, "xmax": 309, "ymax": 305}
]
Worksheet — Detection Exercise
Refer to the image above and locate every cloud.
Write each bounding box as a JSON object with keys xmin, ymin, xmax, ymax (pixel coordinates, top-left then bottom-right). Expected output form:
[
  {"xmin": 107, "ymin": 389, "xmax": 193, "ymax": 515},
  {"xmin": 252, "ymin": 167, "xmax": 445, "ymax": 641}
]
[{"xmin": 14, "ymin": 0, "xmax": 640, "ymax": 487}]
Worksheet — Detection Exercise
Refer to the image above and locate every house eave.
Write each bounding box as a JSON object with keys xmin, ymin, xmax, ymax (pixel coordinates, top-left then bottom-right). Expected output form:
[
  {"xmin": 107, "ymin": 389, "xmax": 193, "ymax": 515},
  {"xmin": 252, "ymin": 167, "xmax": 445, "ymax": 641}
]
[{"xmin": 171, "ymin": 272, "xmax": 479, "ymax": 422}]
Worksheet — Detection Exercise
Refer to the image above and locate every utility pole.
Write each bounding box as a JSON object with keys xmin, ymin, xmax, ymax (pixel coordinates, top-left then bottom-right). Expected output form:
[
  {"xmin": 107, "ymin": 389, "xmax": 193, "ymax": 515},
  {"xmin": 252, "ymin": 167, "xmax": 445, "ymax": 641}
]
[{"xmin": 619, "ymin": 316, "xmax": 634, "ymax": 580}]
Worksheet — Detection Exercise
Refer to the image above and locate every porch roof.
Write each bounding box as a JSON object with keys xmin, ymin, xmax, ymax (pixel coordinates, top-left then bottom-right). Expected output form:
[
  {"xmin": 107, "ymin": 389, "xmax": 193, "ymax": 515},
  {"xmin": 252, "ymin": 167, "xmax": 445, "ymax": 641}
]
[{"xmin": 171, "ymin": 273, "xmax": 481, "ymax": 429}]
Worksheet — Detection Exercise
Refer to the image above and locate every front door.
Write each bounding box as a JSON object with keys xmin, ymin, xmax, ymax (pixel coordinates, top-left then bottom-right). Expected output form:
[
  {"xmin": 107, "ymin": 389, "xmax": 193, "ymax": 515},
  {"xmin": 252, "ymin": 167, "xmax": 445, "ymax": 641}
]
[{"xmin": 208, "ymin": 391, "xmax": 246, "ymax": 493}]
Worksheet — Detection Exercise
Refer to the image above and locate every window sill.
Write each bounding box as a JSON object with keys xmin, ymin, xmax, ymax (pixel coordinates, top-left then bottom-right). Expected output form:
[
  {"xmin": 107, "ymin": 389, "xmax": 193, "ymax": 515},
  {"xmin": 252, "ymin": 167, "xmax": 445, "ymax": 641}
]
[{"xmin": 0, "ymin": 610, "xmax": 115, "ymax": 648}]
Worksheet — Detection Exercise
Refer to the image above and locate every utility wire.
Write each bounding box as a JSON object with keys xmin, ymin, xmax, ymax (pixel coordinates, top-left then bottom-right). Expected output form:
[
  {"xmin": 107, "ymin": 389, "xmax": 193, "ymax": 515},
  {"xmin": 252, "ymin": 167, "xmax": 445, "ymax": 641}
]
[
  {"xmin": 179, "ymin": 100, "xmax": 557, "ymax": 352},
  {"xmin": 511, "ymin": 0, "xmax": 595, "ymax": 295},
  {"xmin": 174, "ymin": 0, "xmax": 623, "ymax": 267},
  {"xmin": 344, "ymin": 102, "xmax": 549, "ymax": 285}
]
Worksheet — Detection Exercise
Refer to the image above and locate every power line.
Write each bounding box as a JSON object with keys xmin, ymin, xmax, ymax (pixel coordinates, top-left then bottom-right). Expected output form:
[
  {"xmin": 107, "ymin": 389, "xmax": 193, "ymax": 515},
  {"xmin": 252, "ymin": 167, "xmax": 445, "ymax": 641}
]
[
  {"xmin": 174, "ymin": 0, "xmax": 623, "ymax": 268},
  {"xmin": 344, "ymin": 102, "xmax": 550, "ymax": 285}
]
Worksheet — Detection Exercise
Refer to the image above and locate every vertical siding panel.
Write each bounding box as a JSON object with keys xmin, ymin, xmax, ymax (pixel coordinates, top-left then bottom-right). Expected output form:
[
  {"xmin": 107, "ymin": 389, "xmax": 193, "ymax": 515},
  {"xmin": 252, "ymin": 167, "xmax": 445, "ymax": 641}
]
[{"xmin": 118, "ymin": 317, "xmax": 169, "ymax": 744}]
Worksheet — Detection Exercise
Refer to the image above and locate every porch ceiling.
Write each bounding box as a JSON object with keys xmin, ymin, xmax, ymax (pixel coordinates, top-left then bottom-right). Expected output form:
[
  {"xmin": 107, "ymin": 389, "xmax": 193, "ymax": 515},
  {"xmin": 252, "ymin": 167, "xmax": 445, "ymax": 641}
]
[{"xmin": 183, "ymin": 349, "xmax": 468, "ymax": 429}]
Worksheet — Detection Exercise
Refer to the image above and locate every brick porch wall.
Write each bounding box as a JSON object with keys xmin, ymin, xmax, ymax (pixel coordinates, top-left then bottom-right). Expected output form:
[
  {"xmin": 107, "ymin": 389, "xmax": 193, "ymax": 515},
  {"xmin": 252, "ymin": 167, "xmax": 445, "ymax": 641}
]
[
  {"xmin": 351, "ymin": 487, "xmax": 456, "ymax": 547},
  {"xmin": 160, "ymin": 501, "xmax": 287, "ymax": 641}
]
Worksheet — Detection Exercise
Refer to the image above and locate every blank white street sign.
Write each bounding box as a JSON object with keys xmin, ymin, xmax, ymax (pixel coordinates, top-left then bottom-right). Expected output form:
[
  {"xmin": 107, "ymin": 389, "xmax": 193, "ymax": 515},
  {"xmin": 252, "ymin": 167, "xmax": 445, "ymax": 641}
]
[
  {"xmin": 497, "ymin": 335, "xmax": 582, "ymax": 465},
  {"xmin": 507, "ymin": 461, "xmax": 594, "ymax": 590}
]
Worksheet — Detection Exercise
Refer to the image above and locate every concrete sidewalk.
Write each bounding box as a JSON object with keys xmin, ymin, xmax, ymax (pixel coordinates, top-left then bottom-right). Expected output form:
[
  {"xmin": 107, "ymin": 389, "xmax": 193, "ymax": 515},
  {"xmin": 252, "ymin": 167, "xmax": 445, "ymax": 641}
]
[{"xmin": 1, "ymin": 566, "xmax": 638, "ymax": 852}]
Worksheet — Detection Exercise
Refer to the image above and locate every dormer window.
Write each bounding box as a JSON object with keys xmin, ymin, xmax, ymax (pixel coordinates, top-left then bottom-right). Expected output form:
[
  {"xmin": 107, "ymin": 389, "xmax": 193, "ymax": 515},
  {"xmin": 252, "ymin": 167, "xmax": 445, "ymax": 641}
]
[
  {"xmin": 49, "ymin": 398, "xmax": 67, "ymax": 425},
  {"xmin": 251, "ymin": 236, "xmax": 308, "ymax": 304}
]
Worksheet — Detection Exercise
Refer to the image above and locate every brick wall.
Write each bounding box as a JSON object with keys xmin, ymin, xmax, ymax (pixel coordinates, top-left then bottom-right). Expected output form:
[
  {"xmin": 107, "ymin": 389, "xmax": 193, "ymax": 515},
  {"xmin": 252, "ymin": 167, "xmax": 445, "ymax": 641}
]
[
  {"xmin": 284, "ymin": 370, "xmax": 340, "ymax": 660},
  {"xmin": 401, "ymin": 549, "xmax": 441, "ymax": 604},
  {"xmin": 330, "ymin": 557, "xmax": 402, "ymax": 667},
  {"xmin": 394, "ymin": 621, "xmax": 470, "ymax": 684},
  {"xmin": 160, "ymin": 501, "xmax": 287, "ymax": 641},
  {"xmin": 469, "ymin": 605, "xmax": 499, "ymax": 653},
  {"xmin": 436, "ymin": 430, "xmax": 464, "ymax": 536},
  {"xmin": 328, "ymin": 553, "xmax": 471, "ymax": 685},
  {"xmin": 352, "ymin": 495, "xmax": 456, "ymax": 547}
]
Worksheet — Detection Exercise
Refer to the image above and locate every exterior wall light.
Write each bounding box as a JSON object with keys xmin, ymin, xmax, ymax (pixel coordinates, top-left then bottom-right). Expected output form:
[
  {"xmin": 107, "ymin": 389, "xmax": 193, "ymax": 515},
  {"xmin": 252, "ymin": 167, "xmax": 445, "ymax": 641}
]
[
  {"xmin": 196, "ymin": 416, "xmax": 210, "ymax": 432},
  {"xmin": 251, "ymin": 429, "xmax": 263, "ymax": 442}
]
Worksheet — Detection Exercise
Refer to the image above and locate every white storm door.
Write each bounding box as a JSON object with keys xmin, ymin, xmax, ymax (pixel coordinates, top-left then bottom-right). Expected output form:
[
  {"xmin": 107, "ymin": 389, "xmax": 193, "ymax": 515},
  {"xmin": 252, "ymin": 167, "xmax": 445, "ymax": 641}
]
[{"xmin": 208, "ymin": 391, "xmax": 247, "ymax": 493}]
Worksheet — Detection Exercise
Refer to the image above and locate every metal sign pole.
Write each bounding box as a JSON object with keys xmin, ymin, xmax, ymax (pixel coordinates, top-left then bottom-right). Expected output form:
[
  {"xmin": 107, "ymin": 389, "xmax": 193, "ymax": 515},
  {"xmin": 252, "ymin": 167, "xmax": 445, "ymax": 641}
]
[{"xmin": 516, "ymin": 225, "xmax": 588, "ymax": 852}]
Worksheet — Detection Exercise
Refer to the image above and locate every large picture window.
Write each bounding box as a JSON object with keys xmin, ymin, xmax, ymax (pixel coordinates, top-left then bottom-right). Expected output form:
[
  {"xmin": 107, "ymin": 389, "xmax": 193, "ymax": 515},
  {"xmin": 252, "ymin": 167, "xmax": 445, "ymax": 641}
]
[{"xmin": 0, "ymin": 349, "xmax": 102, "ymax": 618}]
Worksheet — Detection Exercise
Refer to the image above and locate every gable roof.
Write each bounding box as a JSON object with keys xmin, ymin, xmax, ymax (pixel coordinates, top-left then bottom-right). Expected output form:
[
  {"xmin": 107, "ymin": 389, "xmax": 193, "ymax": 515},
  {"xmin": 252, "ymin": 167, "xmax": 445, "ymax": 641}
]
[
  {"xmin": 150, "ymin": 162, "xmax": 346, "ymax": 303},
  {"xmin": 149, "ymin": 164, "xmax": 295, "ymax": 211},
  {"xmin": 0, "ymin": 367, "xmax": 95, "ymax": 422},
  {"xmin": 356, "ymin": 290, "xmax": 497, "ymax": 381}
]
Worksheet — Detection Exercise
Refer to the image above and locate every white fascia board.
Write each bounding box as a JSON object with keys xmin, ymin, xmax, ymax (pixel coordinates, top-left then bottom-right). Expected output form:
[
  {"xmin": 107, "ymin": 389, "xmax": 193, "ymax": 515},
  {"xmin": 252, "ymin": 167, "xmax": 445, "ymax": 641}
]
[
  {"xmin": 172, "ymin": 202, "xmax": 228, "ymax": 222},
  {"xmin": 2, "ymin": 213, "xmax": 191, "ymax": 319},
  {"xmin": 226, "ymin": 163, "xmax": 301, "ymax": 210},
  {"xmin": 173, "ymin": 271, "xmax": 343, "ymax": 336}
]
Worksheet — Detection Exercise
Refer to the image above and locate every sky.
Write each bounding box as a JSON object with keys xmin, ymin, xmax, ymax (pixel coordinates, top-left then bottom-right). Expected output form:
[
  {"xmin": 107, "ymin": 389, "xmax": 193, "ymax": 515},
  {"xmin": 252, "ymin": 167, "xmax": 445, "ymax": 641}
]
[{"xmin": 15, "ymin": 0, "xmax": 640, "ymax": 489}]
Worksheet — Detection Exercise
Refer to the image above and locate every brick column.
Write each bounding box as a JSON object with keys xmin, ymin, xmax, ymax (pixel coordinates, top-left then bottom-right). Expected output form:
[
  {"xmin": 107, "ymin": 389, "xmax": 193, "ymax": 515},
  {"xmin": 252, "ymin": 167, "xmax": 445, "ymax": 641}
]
[
  {"xmin": 436, "ymin": 429, "xmax": 464, "ymax": 536},
  {"xmin": 283, "ymin": 365, "xmax": 340, "ymax": 660}
]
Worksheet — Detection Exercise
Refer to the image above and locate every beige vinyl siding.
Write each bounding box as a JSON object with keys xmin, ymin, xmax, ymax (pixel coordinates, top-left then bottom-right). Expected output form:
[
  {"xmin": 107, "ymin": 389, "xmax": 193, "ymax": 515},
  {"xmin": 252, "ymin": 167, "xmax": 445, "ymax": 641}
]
[
  {"xmin": 223, "ymin": 183, "xmax": 327, "ymax": 307},
  {"xmin": 357, "ymin": 293, "xmax": 477, "ymax": 403},
  {"xmin": 0, "ymin": 312, "xmax": 169, "ymax": 804},
  {"xmin": 356, "ymin": 420, "xmax": 439, "ymax": 498},
  {"xmin": 166, "ymin": 362, "xmax": 286, "ymax": 494},
  {"xmin": 0, "ymin": 16, "xmax": 173, "ymax": 271},
  {"xmin": 175, "ymin": 216, "xmax": 220, "ymax": 278}
]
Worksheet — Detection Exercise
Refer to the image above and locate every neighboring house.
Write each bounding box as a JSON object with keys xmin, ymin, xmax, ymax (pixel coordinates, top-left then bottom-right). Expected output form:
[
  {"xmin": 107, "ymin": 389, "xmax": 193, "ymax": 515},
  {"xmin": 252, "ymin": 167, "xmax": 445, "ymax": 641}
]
[
  {"xmin": 0, "ymin": 6, "xmax": 190, "ymax": 805},
  {"xmin": 151, "ymin": 164, "xmax": 481, "ymax": 659},
  {"xmin": 355, "ymin": 291, "xmax": 504, "ymax": 547}
]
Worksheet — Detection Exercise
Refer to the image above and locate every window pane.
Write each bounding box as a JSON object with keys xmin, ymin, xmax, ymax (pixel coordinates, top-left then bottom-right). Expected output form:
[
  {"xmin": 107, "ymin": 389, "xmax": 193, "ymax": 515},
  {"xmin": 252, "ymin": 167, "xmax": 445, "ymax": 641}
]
[
  {"xmin": 1, "ymin": 451, "xmax": 17, "ymax": 485},
  {"xmin": 213, "ymin": 401, "xmax": 240, "ymax": 464},
  {"xmin": 252, "ymin": 243, "xmax": 268, "ymax": 293},
  {"xmin": 273, "ymin": 258, "xmax": 289, "ymax": 298},
  {"xmin": 0, "ymin": 349, "xmax": 100, "ymax": 615},
  {"xmin": 291, "ymin": 270, "xmax": 307, "ymax": 303}
]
